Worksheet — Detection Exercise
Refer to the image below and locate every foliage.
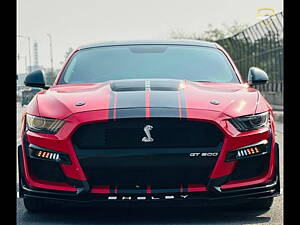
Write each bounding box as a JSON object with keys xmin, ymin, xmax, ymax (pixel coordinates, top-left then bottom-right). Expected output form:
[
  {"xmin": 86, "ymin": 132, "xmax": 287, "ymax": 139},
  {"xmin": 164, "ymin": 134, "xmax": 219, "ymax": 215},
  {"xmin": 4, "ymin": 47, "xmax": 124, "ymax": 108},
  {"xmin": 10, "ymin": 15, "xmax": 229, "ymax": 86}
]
[
  {"xmin": 59, "ymin": 47, "xmax": 74, "ymax": 66},
  {"xmin": 65, "ymin": 47, "xmax": 74, "ymax": 59},
  {"xmin": 45, "ymin": 69, "xmax": 60, "ymax": 85},
  {"xmin": 45, "ymin": 71, "xmax": 55, "ymax": 85},
  {"xmin": 170, "ymin": 21, "xmax": 249, "ymax": 41}
]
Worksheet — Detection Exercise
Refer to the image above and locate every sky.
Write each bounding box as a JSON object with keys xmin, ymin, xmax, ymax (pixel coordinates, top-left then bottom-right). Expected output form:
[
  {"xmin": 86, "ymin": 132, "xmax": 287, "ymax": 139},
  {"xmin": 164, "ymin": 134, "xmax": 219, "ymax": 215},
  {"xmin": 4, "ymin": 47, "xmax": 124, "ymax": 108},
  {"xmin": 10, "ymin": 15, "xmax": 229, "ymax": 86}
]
[{"xmin": 17, "ymin": 0, "xmax": 283, "ymax": 74}]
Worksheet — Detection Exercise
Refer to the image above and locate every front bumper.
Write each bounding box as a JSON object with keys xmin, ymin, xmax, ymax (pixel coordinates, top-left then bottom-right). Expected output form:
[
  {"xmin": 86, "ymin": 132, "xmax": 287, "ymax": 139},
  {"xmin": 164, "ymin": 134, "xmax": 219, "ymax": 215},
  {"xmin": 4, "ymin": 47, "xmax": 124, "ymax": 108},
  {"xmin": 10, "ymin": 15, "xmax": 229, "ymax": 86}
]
[
  {"xmin": 18, "ymin": 142, "xmax": 280, "ymax": 206},
  {"xmin": 19, "ymin": 173, "xmax": 280, "ymax": 207},
  {"xmin": 18, "ymin": 108, "xmax": 280, "ymax": 206}
]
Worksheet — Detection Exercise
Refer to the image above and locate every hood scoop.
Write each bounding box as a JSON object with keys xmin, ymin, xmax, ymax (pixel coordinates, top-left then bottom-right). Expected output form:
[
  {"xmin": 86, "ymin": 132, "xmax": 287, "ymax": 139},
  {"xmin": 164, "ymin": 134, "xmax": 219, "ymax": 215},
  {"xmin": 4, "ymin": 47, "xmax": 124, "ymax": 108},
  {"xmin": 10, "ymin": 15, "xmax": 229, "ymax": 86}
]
[{"xmin": 110, "ymin": 79, "xmax": 185, "ymax": 92}]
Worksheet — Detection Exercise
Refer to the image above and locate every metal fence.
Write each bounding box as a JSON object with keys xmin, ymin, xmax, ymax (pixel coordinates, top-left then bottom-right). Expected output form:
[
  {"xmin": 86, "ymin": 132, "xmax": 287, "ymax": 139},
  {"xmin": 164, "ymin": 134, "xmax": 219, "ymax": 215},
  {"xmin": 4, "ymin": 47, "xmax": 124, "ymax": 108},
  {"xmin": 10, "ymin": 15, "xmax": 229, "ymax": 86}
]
[{"xmin": 217, "ymin": 12, "xmax": 283, "ymax": 92}]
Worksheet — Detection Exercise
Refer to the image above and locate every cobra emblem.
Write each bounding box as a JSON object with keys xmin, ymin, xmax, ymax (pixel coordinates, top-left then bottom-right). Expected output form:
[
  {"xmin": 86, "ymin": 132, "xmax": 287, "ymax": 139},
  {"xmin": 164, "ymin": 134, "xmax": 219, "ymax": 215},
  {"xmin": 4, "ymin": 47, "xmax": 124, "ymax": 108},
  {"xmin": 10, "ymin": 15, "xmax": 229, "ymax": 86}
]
[{"xmin": 142, "ymin": 125, "xmax": 154, "ymax": 143}]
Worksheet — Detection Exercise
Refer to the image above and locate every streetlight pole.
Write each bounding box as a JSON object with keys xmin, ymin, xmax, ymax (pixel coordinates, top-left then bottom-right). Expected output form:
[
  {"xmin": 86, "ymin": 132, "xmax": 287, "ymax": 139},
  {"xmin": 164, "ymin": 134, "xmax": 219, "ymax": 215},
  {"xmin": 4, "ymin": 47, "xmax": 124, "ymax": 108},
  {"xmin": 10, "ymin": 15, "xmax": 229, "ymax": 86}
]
[
  {"xmin": 17, "ymin": 35, "xmax": 31, "ymax": 72},
  {"xmin": 47, "ymin": 33, "xmax": 54, "ymax": 75}
]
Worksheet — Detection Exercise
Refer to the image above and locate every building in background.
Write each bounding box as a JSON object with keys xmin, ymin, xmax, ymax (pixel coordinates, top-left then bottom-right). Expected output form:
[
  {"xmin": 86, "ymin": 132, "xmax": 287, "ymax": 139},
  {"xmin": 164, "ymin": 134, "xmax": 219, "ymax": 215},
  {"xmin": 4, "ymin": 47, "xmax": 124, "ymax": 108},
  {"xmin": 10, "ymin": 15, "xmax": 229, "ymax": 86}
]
[{"xmin": 25, "ymin": 41, "xmax": 42, "ymax": 72}]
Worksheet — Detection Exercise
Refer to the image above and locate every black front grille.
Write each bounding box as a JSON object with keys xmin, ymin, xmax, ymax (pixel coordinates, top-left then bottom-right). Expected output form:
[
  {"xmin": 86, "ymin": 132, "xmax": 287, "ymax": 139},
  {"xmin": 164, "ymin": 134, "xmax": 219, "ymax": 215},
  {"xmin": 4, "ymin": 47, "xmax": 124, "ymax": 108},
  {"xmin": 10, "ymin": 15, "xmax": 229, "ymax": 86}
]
[
  {"xmin": 77, "ymin": 148, "xmax": 219, "ymax": 188},
  {"xmin": 72, "ymin": 118, "xmax": 224, "ymax": 149},
  {"xmin": 73, "ymin": 118, "xmax": 223, "ymax": 189},
  {"xmin": 85, "ymin": 165, "xmax": 213, "ymax": 188}
]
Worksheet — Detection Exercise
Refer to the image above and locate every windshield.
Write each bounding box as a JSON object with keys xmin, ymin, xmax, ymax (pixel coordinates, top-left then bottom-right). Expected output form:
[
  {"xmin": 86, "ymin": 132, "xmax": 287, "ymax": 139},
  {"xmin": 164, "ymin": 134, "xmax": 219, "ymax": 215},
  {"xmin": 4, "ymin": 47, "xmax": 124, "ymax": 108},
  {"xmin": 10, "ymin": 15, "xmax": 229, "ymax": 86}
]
[{"xmin": 58, "ymin": 45, "xmax": 240, "ymax": 84}]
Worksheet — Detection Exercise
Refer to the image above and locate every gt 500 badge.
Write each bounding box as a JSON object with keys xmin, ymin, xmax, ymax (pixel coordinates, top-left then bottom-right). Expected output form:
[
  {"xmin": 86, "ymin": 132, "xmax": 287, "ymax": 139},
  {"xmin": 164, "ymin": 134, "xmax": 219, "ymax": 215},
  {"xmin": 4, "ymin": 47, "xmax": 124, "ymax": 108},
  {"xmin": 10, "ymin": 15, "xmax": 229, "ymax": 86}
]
[{"xmin": 189, "ymin": 152, "xmax": 219, "ymax": 157}]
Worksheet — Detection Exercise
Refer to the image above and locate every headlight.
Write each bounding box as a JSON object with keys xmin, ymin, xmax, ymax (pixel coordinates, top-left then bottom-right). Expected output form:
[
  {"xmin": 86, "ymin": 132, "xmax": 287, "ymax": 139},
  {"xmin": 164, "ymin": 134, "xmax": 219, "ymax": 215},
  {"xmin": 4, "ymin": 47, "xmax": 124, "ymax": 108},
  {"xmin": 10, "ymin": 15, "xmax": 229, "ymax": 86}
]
[
  {"xmin": 229, "ymin": 112, "xmax": 269, "ymax": 132},
  {"xmin": 26, "ymin": 114, "xmax": 65, "ymax": 134}
]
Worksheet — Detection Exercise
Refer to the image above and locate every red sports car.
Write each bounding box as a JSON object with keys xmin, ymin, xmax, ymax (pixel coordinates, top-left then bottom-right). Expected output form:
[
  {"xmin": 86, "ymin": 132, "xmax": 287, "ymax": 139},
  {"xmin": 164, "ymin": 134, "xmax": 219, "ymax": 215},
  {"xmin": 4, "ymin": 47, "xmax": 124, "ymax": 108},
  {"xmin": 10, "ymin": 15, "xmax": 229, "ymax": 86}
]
[{"xmin": 18, "ymin": 40, "xmax": 280, "ymax": 212}]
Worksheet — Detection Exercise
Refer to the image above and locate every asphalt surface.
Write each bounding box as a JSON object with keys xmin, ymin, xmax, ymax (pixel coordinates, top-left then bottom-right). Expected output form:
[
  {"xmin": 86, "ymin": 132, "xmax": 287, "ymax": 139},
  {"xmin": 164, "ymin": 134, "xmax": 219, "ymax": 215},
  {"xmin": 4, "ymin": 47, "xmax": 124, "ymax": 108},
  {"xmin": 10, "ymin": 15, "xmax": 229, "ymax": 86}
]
[{"xmin": 16, "ymin": 102, "xmax": 284, "ymax": 225}]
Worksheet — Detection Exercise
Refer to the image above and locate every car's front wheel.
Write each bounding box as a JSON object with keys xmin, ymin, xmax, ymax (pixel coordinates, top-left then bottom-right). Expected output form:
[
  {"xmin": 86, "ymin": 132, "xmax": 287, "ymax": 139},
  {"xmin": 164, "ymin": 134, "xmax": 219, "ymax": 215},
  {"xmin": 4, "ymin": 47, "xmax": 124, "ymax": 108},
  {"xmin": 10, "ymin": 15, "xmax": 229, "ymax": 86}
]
[{"xmin": 23, "ymin": 198, "xmax": 54, "ymax": 213}]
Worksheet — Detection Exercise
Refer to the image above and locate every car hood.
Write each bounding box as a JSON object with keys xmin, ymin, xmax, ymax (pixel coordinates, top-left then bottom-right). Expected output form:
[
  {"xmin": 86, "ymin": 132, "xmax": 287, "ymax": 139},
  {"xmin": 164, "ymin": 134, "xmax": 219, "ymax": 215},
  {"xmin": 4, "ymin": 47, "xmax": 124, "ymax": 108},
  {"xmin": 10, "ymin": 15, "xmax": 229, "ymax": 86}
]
[{"xmin": 32, "ymin": 79, "xmax": 266, "ymax": 119}]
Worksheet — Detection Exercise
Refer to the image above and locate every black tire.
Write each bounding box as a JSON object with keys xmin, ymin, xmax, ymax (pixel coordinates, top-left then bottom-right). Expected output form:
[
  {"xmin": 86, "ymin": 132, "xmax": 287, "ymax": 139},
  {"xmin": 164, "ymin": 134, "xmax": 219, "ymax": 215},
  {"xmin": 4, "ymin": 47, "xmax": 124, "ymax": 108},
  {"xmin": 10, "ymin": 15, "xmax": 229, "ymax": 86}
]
[
  {"xmin": 23, "ymin": 198, "xmax": 54, "ymax": 213},
  {"xmin": 241, "ymin": 197, "xmax": 274, "ymax": 210}
]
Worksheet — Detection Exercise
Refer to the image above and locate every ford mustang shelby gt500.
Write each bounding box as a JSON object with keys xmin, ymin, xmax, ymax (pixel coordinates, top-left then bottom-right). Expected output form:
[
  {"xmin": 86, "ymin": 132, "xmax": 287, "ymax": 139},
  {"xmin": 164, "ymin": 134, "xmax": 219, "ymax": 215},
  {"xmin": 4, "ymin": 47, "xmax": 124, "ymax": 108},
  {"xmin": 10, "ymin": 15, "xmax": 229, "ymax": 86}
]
[{"xmin": 18, "ymin": 40, "xmax": 280, "ymax": 212}]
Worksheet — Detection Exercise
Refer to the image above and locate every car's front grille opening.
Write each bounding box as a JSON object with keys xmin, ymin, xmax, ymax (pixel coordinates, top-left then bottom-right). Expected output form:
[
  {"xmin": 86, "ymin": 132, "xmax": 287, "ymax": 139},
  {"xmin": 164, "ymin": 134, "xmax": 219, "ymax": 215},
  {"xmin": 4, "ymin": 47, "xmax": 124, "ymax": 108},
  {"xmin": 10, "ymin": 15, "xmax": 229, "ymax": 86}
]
[
  {"xmin": 230, "ymin": 153, "xmax": 270, "ymax": 181},
  {"xmin": 72, "ymin": 118, "xmax": 224, "ymax": 149},
  {"xmin": 73, "ymin": 118, "xmax": 223, "ymax": 190},
  {"xmin": 82, "ymin": 164, "xmax": 215, "ymax": 188},
  {"xmin": 27, "ymin": 157, "xmax": 66, "ymax": 183}
]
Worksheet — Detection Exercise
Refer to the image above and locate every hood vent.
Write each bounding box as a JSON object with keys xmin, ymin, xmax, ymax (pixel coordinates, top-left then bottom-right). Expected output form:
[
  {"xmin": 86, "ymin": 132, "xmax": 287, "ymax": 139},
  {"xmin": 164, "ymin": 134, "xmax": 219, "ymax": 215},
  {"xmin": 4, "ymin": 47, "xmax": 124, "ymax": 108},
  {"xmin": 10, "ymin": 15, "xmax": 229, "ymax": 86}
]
[{"xmin": 110, "ymin": 79, "xmax": 185, "ymax": 92}]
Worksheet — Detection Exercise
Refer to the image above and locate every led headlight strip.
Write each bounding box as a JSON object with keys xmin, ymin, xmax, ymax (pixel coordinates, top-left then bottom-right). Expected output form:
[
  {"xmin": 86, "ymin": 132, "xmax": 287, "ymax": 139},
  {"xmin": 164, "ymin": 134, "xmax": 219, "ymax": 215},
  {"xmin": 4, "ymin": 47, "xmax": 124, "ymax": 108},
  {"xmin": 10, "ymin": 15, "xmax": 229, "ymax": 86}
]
[
  {"xmin": 28, "ymin": 144, "xmax": 71, "ymax": 165},
  {"xmin": 225, "ymin": 140, "xmax": 269, "ymax": 162}
]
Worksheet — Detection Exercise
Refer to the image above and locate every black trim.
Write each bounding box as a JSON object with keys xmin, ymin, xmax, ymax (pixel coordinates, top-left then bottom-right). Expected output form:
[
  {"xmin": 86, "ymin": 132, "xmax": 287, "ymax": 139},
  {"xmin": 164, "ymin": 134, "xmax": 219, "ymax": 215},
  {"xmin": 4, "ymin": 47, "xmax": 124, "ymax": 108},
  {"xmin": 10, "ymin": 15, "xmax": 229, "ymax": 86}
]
[
  {"xmin": 18, "ymin": 145, "xmax": 26, "ymax": 198},
  {"xmin": 207, "ymin": 175, "xmax": 230, "ymax": 194},
  {"xmin": 19, "ymin": 173, "xmax": 279, "ymax": 205},
  {"xmin": 64, "ymin": 177, "xmax": 90, "ymax": 195},
  {"xmin": 275, "ymin": 142, "xmax": 281, "ymax": 194}
]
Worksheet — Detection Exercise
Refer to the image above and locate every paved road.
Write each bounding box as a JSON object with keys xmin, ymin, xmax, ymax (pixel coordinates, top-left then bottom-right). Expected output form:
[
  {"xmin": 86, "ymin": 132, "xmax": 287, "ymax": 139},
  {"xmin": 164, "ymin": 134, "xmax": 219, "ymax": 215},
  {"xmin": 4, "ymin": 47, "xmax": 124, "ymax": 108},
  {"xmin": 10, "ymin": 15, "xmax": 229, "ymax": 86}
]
[{"xmin": 16, "ymin": 103, "xmax": 283, "ymax": 225}]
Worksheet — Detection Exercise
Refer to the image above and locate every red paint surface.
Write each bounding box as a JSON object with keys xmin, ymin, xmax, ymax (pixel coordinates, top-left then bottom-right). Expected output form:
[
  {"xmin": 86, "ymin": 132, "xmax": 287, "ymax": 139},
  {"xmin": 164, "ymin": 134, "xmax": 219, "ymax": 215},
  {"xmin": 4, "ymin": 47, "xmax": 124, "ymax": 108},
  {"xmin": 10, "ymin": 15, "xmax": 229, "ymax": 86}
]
[
  {"xmin": 145, "ymin": 89, "xmax": 150, "ymax": 119},
  {"xmin": 90, "ymin": 186, "xmax": 110, "ymax": 194},
  {"xmin": 21, "ymin": 54, "xmax": 276, "ymax": 193},
  {"xmin": 146, "ymin": 185, "xmax": 152, "ymax": 194}
]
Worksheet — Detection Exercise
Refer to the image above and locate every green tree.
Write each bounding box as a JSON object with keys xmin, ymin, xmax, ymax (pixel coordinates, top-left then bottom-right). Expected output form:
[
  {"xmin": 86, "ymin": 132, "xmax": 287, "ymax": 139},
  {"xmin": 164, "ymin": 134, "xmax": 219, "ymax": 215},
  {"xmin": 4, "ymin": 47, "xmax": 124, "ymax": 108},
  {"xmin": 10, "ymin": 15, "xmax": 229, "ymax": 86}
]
[
  {"xmin": 64, "ymin": 47, "xmax": 74, "ymax": 59},
  {"xmin": 45, "ymin": 70, "xmax": 59, "ymax": 85},
  {"xmin": 170, "ymin": 21, "xmax": 249, "ymax": 41},
  {"xmin": 59, "ymin": 47, "xmax": 74, "ymax": 66}
]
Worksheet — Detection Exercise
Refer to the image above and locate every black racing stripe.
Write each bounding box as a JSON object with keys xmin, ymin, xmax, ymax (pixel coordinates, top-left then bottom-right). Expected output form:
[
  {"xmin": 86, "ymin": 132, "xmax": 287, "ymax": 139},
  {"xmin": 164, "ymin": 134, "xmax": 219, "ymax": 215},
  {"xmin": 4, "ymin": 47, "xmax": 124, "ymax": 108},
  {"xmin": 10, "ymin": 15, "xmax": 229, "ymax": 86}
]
[
  {"xmin": 110, "ymin": 80, "xmax": 146, "ymax": 92},
  {"xmin": 149, "ymin": 91, "xmax": 179, "ymax": 108},
  {"xmin": 150, "ymin": 91, "xmax": 180, "ymax": 117},
  {"xmin": 150, "ymin": 108, "xmax": 181, "ymax": 118},
  {"xmin": 180, "ymin": 89, "xmax": 187, "ymax": 119},
  {"xmin": 114, "ymin": 108, "xmax": 146, "ymax": 119},
  {"xmin": 149, "ymin": 80, "xmax": 181, "ymax": 118},
  {"xmin": 116, "ymin": 91, "xmax": 146, "ymax": 119},
  {"xmin": 150, "ymin": 79, "xmax": 181, "ymax": 91},
  {"xmin": 110, "ymin": 108, "xmax": 181, "ymax": 119}
]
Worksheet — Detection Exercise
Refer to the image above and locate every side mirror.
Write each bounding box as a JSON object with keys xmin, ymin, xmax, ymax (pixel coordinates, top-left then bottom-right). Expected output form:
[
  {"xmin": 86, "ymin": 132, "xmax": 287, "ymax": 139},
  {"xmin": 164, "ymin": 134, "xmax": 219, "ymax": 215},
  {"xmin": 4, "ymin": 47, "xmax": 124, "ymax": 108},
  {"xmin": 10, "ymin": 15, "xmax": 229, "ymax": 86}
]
[
  {"xmin": 248, "ymin": 67, "xmax": 269, "ymax": 86},
  {"xmin": 24, "ymin": 70, "xmax": 47, "ymax": 89}
]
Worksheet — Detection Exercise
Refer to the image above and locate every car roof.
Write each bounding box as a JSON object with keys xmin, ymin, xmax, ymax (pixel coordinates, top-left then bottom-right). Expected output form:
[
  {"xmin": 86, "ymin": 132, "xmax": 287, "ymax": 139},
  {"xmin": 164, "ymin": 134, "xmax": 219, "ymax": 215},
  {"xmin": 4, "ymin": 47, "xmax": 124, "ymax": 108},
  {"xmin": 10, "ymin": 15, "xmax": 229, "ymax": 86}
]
[{"xmin": 78, "ymin": 39, "xmax": 218, "ymax": 50}]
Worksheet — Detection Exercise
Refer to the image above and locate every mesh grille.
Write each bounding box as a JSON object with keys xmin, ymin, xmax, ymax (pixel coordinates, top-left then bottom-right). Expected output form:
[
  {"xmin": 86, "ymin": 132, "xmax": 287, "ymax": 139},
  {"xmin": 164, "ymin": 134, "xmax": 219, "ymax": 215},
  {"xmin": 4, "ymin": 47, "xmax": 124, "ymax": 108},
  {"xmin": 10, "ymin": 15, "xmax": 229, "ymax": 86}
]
[
  {"xmin": 80, "ymin": 157, "xmax": 218, "ymax": 188},
  {"xmin": 72, "ymin": 118, "xmax": 224, "ymax": 149},
  {"xmin": 73, "ymin": 118, "xmax": 223, "ymax": 188}
]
